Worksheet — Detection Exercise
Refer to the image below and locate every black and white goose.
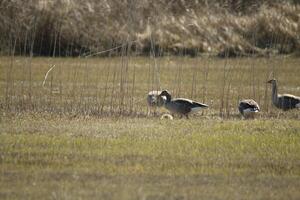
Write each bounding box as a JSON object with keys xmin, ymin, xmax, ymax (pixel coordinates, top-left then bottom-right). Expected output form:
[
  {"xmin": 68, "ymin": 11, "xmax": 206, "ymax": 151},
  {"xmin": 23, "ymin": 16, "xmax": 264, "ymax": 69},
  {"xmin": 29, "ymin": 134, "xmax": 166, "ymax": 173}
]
[
  {"xmin": 159, "ymin": 90, "xmax": 208, "ymax": 119},
  {"xmin": 267, "ymin": 79, "xmax": 300, "ymax": 111},
  {"xmin": 238, "ymin": 99, "xmax": 260, "ymax": 119}
]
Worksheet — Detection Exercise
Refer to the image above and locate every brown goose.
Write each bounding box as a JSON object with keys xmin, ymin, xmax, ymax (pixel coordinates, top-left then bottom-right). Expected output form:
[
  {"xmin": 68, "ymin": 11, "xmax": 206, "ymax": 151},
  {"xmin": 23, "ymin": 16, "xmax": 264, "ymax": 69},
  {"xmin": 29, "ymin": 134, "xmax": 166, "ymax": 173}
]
[
  {"xmin": 159, "ymin": 90, "xmax": 208, "ymax": 119},
  {"xmin": 267, "ymin": 79, "xmax": 300, "ymax": 111},
  {"xmin": 238, "ymin": 99, "xmax": 260, "ymax": 119},
  {"xmin": 147, "ymin": 90, "xmax": 166, "ymax": 115}
]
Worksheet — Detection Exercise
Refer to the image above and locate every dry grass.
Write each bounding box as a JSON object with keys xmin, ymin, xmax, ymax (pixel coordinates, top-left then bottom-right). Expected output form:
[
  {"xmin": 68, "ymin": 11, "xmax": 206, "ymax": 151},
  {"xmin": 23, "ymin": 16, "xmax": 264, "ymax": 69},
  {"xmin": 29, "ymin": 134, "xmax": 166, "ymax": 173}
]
[
  {"xmin": 1, "ymin": 56, "xmax": 300, "ymax": 118},
  {"xmin": 0, "ymin": 0, "xmax": 300, "ymax": 56},
  {"xmin": 1, "ymin": 2, "xmax": 300, "ymax": 199},
  {"xmin": 0, "ymin": 55, "xmax": 299, "ymax": 199}
]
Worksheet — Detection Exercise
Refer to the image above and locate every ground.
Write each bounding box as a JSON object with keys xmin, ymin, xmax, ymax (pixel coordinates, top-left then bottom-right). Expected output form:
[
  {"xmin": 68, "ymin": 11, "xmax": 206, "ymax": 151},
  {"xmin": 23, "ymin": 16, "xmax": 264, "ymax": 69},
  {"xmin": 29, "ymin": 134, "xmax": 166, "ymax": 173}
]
[
  {"xmin": 1, "ymin": 56, "xmax": 300, "ymax": 199},
  {"xmin": 1, "ymin": 114, "xmax": 300, "ymax": 200}
]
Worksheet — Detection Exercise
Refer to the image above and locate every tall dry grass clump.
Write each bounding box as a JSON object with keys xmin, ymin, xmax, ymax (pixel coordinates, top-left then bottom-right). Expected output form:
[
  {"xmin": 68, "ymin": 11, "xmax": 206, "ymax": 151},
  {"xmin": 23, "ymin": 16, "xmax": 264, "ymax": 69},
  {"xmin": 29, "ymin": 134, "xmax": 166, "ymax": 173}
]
[{"xmin": 0, "ymin": 0, "xmax": 300, "ymax": 56}]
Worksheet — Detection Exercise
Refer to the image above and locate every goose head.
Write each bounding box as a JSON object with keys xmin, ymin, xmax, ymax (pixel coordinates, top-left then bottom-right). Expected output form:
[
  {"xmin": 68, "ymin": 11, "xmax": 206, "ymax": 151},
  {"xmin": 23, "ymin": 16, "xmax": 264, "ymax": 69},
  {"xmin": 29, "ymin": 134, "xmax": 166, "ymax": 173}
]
[
  {"xmin": 267, "ymin": 79, "xmax": 276, "ymax": 84},
  {"xmin": 159, "ymin": 90, "xmax": 171, "ymax": 102}
]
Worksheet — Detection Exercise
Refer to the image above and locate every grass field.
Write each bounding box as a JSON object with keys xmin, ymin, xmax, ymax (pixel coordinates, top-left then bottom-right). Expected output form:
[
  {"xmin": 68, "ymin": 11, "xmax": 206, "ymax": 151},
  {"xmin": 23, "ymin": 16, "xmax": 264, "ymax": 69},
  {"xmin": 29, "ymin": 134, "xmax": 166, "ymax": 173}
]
[
  {"xmin": 1, "ymin": 56, "xmax": 300, "ymax": 117},
  {"xmin": 1, "ymin": 114, "xmax": 300, "ymax": 199},
  {"xmin": 0, "ymin": 56, "xmax": 300, "ymax": 199}
]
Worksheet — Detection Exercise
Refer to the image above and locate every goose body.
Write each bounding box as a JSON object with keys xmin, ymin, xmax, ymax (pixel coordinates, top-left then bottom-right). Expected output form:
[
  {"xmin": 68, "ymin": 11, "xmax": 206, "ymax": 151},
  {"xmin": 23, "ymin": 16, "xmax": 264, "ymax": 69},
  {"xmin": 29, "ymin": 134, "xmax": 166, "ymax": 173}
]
[
  {"xmin": 238, "ymin": 99, "xmax": 260, "ymax": 118},
  {"xmin": 267, "ymin": 79, "xmax": 300, "ymax": 111},
  {"xmin": 159, "ymin": 90, "xmax": 208, "ymax": 119}
]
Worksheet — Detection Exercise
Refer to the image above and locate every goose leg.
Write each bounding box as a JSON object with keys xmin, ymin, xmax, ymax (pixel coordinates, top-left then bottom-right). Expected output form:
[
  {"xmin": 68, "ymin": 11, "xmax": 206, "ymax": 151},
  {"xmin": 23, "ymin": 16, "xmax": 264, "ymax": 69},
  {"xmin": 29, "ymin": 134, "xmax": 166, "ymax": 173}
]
[
  {"xmin": 185, "ymin": 114, "xmax": 189, "ymax": 119},
  {"xmin": 147, "ymin": 106, "xmax": 151, "ymax": 117}
]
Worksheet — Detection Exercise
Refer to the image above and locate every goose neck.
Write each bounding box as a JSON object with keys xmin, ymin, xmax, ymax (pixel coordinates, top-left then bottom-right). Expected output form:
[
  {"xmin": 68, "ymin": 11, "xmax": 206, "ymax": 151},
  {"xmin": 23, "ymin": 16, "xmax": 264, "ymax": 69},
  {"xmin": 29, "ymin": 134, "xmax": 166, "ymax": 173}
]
[
  {"xmin": 166, "ymin": 94, "xmax": 171, "ymax": 102},
  {"xmin": 271, "ymin": 82, "xmax": 278, "ymax": 103}
]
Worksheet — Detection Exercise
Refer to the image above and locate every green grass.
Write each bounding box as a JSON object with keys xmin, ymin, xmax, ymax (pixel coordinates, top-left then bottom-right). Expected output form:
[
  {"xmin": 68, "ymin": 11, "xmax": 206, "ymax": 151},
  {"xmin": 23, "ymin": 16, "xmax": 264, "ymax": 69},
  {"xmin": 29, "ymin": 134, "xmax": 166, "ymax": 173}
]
[
  {"xmin": 1, "ymin": 56, "xmax": 300, "ymax": 199},
  {"xmin": 1, "ymin": 114, "xmax": 300, "ymax": 199},
  {"xmin": 1, "ymin": 56, "xmax": 300, "ymax": 118}
]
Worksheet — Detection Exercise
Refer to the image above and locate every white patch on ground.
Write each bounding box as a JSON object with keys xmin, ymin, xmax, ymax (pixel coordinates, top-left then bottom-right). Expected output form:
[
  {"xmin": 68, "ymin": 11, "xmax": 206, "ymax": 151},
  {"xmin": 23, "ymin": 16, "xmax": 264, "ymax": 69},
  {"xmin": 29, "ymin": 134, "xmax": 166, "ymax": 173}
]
[{"xmin": 160, "ymin": 113, "xmax": 173, "ymax": 120}]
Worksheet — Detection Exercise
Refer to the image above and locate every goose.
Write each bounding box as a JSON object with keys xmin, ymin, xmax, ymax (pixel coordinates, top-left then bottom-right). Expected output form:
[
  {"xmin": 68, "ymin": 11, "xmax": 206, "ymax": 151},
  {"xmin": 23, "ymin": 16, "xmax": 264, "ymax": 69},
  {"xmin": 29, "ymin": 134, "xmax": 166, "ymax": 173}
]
[
  {"xmin": 238, "ymin": 99, "xmax": 260, "ymax": 119},
  {"xmin": 159, "ymin": 90, "xmax": 208, "ymax": 119},
  {"xmin": 147, "ymin": 90, "xmax": 166, "ymax": 115},
  {"xmin": 267, "ymin": 79, "xmax": 300, "ymax": 111}
]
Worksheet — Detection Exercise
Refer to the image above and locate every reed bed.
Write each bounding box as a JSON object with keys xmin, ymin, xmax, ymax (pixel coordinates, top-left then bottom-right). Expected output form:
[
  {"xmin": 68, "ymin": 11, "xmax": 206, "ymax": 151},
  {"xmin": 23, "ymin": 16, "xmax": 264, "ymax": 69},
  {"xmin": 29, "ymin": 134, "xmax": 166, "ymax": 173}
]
[{"xmin": 0, "ymin": 0, "xmax": 300, "ymax": 56}]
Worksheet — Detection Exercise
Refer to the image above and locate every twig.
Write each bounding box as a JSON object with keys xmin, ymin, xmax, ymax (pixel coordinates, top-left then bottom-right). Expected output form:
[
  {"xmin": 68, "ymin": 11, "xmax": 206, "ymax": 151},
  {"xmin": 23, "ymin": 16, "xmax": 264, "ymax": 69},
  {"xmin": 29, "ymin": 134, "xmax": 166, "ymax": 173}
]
[
  {"xmin": 43, "ymin": 65, "xmax": 56, "ymax": 88},
  {"xmin": 82, "ymin": 40, "xmax": 138, "ymax": 58}
]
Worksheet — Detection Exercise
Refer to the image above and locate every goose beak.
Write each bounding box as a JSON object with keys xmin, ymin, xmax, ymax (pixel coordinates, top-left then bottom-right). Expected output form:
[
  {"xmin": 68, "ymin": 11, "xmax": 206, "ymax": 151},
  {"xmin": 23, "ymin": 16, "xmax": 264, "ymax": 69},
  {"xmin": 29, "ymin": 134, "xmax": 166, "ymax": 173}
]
[{"xmin": 267, "ymin": 80, "xmax": 272, "ymax": 84}]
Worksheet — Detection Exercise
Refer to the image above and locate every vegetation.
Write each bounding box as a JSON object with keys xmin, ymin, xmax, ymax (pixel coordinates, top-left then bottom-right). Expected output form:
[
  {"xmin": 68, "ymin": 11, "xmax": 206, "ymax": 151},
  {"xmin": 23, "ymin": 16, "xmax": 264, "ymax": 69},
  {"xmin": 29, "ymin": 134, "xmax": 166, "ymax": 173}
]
[
  {"xmin": 1, "ymin": 0, "xmax": 300, "ymax": 56},
  {"xmin": 1, "ymin": 114, "xmax": 300, "ymax": 199},
  {"xmin": 0, "ymin": 55, "xmax": 300, "ymax": 199},
  {"xmin": 1, "ymin": 1, "xmax": 300, "ymax": 199},
  {"xmin": 1, "ymin": 56, "xmax": 300, "ymax": 117}
]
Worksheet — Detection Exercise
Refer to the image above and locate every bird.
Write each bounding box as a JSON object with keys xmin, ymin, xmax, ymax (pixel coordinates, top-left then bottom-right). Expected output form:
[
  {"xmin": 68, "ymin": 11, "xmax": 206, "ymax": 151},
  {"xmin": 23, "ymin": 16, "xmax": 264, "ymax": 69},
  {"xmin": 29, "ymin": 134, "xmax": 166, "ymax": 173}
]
[
  {"xmin": 159, "ymin": 90, "xmax": 208, "ymax": 119},
  {"xmin": 267, "ymin": 79, "xmax": 300, "ymax": 111},
  {"xmin": 147, "ymin": 90, "xmax": 166, "ymax": 115},
  {"xmin": 238, "ymin": 99, "xmax": 260, "ymax": 119}
]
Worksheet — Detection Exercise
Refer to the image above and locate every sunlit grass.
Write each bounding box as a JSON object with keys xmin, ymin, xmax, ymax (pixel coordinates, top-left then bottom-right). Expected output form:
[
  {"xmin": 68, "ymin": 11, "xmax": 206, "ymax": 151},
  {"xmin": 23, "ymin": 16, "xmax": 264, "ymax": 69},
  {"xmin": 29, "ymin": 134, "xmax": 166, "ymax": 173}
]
[
  {"xmin": 1, "ymin": 56, "xmax": 300, "ymax": 118},
  {"xmin": 0, "ymin": 55, "xmax": 300, "ymax": 199},
  {"xmin": 1, "ymin": 114, "xmax": 300, "ymax": 199}
]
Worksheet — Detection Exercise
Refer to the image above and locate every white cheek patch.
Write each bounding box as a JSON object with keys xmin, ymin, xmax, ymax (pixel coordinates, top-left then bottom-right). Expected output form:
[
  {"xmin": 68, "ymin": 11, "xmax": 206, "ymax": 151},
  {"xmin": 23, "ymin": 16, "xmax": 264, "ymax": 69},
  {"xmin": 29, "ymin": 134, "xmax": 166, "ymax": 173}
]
[{"xmin": 161, "ymin": 96, "xmax": 167, "ymax": 101}]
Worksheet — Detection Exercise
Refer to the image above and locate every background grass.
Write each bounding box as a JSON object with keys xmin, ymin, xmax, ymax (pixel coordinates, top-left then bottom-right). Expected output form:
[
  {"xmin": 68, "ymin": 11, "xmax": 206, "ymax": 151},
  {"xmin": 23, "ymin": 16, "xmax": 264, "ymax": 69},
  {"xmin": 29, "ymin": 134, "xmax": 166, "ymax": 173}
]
[
  {"xmin": 1, "ymin": 56, "xmax": 300, "ymax": 118},
  {"xmin": 1, "ymin": 0, "xmax": 300, "ymax": 56}
]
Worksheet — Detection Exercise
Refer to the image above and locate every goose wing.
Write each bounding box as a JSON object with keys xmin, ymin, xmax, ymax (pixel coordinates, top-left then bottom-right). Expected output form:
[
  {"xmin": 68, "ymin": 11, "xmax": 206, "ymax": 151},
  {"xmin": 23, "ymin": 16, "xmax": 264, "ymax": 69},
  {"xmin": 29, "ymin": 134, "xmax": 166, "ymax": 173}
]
[
  {"xmin": 279, "ymin": 94, "xmax": 300, "ymax": 106},
  {"xmin": 281, "ymin": 94, "xmax": 300, "ymax": 100},
  {"xmin": 239, "ymin": 99, "xmax": 260, "ymax": 111},
  {"xmin": 173, "ymin": 98, "xmax": 208, "ymax": 108}
]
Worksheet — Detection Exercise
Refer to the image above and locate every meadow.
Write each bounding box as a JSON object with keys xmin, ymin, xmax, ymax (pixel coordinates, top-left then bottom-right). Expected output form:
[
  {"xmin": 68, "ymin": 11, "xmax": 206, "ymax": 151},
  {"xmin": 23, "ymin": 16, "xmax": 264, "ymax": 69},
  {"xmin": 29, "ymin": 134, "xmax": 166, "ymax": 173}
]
[
  {"xmin": 0, "ymin": 55, "xmax": 300, "ymax": 199},
  {"xmin": 1, "ymin": 55, "xmax": 300, "ymax": 117},
  {"xmin": 1, "ymin": 0, "xmax": 300, "ymax": 199},
  {"xmin": 1, "ymin": 115, "xmax": 300, "ymax": 199}
]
